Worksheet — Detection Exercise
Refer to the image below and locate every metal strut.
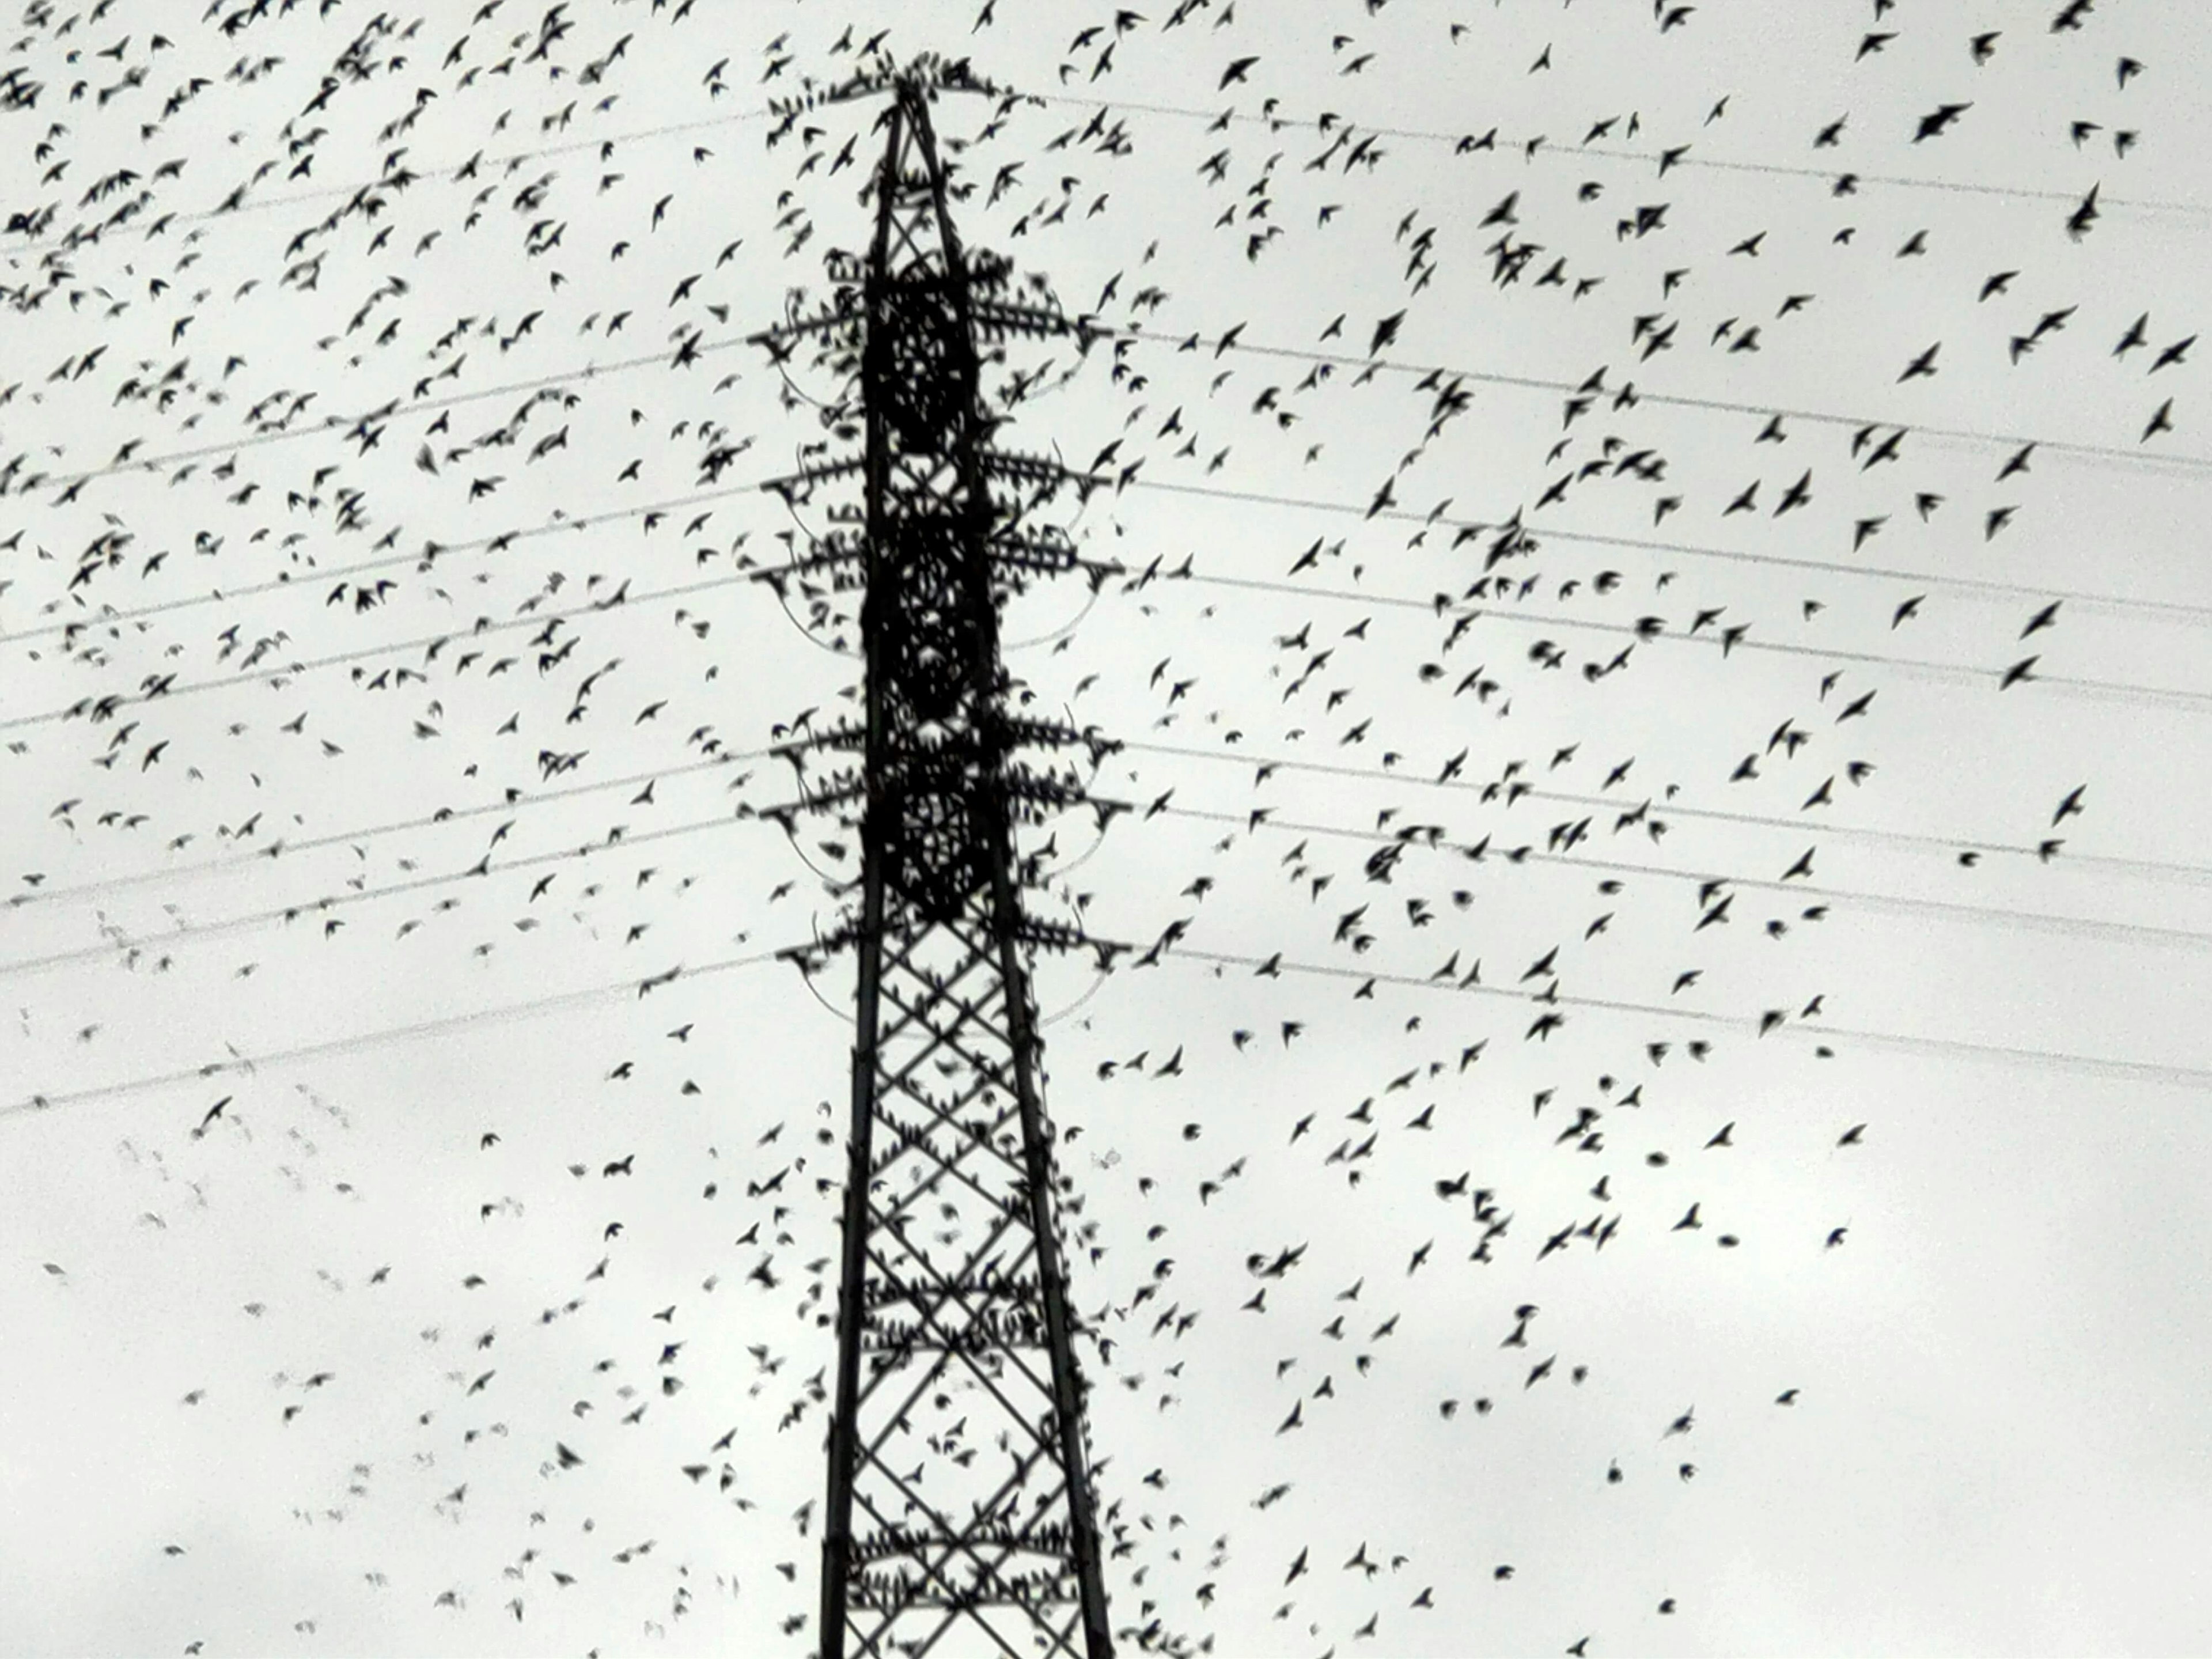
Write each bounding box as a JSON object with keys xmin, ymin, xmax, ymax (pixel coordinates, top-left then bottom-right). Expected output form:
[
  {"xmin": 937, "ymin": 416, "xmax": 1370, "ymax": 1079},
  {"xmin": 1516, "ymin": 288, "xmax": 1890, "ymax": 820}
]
[{"xmin": 768, "ymin": 71, "xmax": 1115, "ymax": 1659}]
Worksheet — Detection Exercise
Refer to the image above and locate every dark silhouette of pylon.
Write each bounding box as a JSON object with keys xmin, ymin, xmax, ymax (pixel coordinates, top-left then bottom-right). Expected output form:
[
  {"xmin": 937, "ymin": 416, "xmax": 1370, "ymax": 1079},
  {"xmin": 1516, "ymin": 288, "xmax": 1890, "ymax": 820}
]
[{"xmin": 749, "ymin": 60, "xmax": 1123, "ymax": 1659}]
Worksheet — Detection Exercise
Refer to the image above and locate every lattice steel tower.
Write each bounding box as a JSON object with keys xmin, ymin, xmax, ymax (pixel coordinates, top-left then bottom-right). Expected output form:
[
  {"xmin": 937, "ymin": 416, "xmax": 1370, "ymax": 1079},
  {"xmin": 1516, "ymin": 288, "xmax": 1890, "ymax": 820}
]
[{"xmin": 751, "ymin": 62, "xmax": 1119, "ymax": 1659}]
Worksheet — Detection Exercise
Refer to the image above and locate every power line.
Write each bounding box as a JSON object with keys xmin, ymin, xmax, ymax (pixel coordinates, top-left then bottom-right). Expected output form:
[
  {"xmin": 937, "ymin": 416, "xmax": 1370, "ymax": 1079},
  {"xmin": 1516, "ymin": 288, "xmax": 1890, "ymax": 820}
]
[
  {"xmin": 1105, "ymin": 285, "xmax": 2212, "ymax": 715},
  {"xmin": 1174, "ymin": 527, "xmax": 2210, "ymax": 711},
  {"xmin": 0, "ymin": 945, "xmax": 789, "ymax": 1122},
  {"xmin": 1154, "ymin": 801, "xmax": 2212, "ymax": 957},
  {"xmin": 0, "ymin": 335, "xmax": 755, "ymax": 592},
  {"xmin": 1121, "ymin": 739, "xmax": 2212, "ymax": 887},
  {"xmin": 1782, "ymin": 1020, "xmax": 2212, "ymax": 1090},
  {"xmin": 1505, "ymin": 520, "xmax": 2212, "ymax": 629},
  {"xmin": 6, "ymin": 70, "xmax": 2198, "ymax": 1096},
  {"xmin": 9, "ymin": 79, "xmax": 2192, "ymax": 721},
  {"xmin": 1563, "ymin": 139, "xmax": 2212, "ymax": 222},
  {"xmin": 8, "ymin": 361, "xmax": 2190, "ymax": 714},
  {"xmin": 10, "ymin": 532, "xmax": 2194, "ymax": 953},
  {"xmin": 10, "ymin": 521, "xmax": 2196, "ymax": 957},
  {"xmin": 2, "ymin": 559, "xmax": 765, "ymax": 735},
  {"xmin": 28, "ymin": 709, "xmax": 2161, "ymax": 971},
  {"xmin": 2, "ymin": 447, "xmax": 770, "ymax": 656},
  {"xmin": 9, "ymin": 751, "xmax": 763, "ymax": 914},
  {"xmin": 12, "ymin": 310, "xmax": 2191, "ymax": 658},
  {"xmin": 0, "ymin": 800, "xmax": 770, "ymax": 984},
  {"xmin": 1162, "ymin": 946, "xmax": 2212, "ymax": 1092},
  {"xmin": 1148, "ymin": 524, "xmax": 2212, "ymax": 713},
  {"xmin": 1037, "ymin": 90, "xmax": 2212, "ymax": 223},
  {"xmin": 15, "ymin": 711, "xmax": 2187, "ymax": 991},
  {"xmin": 11, "ymin": 88, "xmax": 2192, "ymax": 599},
  {"xmin": 13, "ymin": 774, "xmax": 2199, "ymax": 1112},
  {"xmin": 17, "ymin": 469, "xmax": 2194, "ymax": 802},
  {"xmin": 27, "ymin": 74, "xmax": 2198, "ymax": 286},
  {"xmin": 3, "ymin": 103, "xmax": 778, "ymax": 260},
  {"xmin": 1113, "ymin": 323, "xmax": 2212, "ymax": 479}
]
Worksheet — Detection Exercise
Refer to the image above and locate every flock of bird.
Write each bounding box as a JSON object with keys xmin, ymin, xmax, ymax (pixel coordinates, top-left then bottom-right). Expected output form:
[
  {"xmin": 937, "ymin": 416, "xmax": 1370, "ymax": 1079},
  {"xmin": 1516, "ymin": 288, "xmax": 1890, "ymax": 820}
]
[{"xmin": 3, "ymin": 0, "xmax": 2195, "ymax": 1654}]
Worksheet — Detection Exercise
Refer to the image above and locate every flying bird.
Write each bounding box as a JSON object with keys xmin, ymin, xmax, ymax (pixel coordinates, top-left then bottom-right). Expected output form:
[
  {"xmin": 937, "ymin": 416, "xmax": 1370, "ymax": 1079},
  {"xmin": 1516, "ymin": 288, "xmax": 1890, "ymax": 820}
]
[
  {"xmin": 1913, "ymin": 103, "xmax": 1971, "ymax": 141},
  {"xmin": 2065, "ymin": 183, "xmax": 2100, "ymax": 240}
]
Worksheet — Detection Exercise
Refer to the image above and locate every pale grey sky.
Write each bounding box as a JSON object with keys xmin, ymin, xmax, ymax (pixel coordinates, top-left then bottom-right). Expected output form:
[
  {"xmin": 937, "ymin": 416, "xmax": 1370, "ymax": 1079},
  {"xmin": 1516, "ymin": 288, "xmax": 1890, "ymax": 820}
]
[{"xmin": 3, "ymin": 2, "xmax": 2210, "ymax": 1656}]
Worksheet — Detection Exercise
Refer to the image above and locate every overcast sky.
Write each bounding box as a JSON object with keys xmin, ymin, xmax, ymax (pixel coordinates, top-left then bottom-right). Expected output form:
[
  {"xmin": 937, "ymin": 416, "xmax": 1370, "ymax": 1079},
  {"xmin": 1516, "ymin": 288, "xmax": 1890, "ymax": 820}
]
[{"xmin": 3, "ymin": 1, "xmax": 2210, "ymax": 1656}]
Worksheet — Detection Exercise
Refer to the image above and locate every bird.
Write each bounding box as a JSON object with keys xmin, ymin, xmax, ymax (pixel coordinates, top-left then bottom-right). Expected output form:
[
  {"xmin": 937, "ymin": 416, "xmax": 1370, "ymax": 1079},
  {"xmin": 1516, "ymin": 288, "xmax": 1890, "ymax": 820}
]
[
  {"xmin": 2066, "ymin": 184, "xmax": 2101, "ymax": 240},
  {"xmin": 1914, "ymin": 103, "xmax": 1971, "ymax": 141}
]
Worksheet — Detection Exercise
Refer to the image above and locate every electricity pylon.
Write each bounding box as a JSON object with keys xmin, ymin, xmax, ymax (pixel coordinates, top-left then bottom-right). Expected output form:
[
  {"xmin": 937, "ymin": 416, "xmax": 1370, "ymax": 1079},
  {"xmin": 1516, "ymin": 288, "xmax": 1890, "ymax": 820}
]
[{"xmin": 749, "ymin": 62, "xmax": 1121, "ymax": 1659}]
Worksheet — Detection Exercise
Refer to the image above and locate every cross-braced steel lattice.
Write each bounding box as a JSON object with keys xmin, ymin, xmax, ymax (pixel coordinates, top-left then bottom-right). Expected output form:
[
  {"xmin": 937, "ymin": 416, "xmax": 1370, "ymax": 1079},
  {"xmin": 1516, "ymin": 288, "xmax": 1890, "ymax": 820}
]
[{"xmin": 749, "ymin": 64, "xmax": 1120, "ymax": 1659}]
